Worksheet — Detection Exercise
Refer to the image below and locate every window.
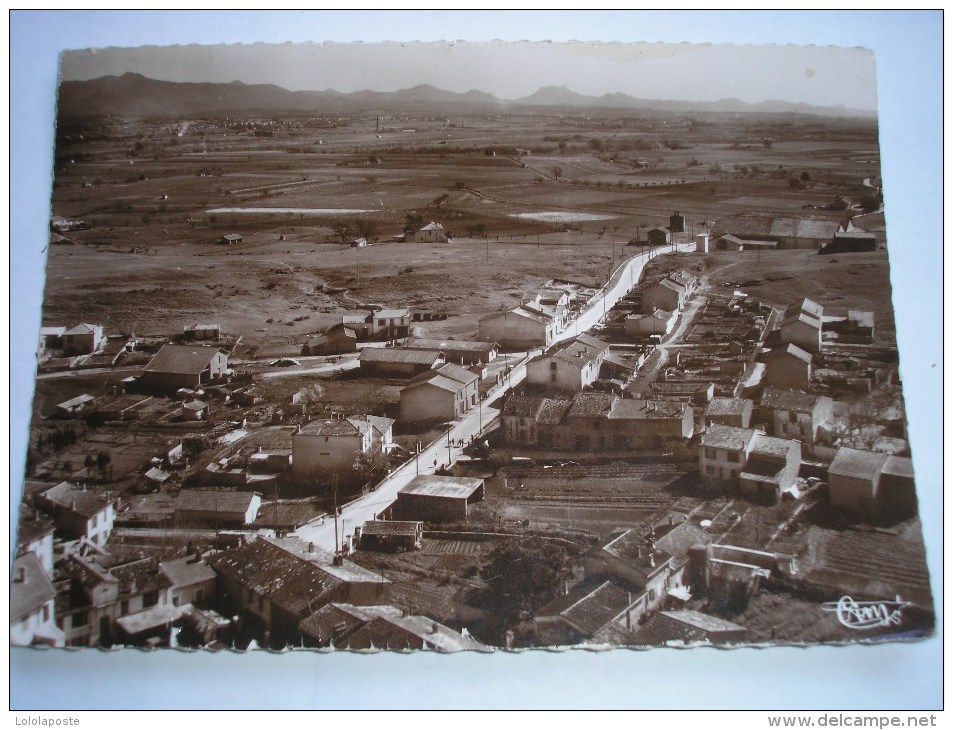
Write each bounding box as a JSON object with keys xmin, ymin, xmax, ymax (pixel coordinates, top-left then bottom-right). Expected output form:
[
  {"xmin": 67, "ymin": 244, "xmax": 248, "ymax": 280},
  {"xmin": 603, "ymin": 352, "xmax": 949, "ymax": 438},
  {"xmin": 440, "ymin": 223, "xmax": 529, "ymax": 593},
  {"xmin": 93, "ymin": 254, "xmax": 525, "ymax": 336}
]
[
  {"xmin": 42, "ymin": 604, "xmax": 51, "ymax": 622},
  {"xmin": 143, "ymin": 591, "xmax": 158, "ymax": 608},
  {"xmin": 120, "ymin": 600, "xmax": 129, "ymax": 615},
  {"xmin": 705, "ymin": 448, "xmax": 716, "ymax": 459},
  {"xmin": 727, "ymin": 451, "xmax": 740, "ymax": 463},
  {"xmin": 73, "ymin": 610, "xmax": 89, "ymax": 627},
  {"xmin": 788, "ymin": 411, "xmax": 797, "ymax": 424},
  {"xmin": 550, "ymin": 362, "xmax": 557, "ymax": 371}
]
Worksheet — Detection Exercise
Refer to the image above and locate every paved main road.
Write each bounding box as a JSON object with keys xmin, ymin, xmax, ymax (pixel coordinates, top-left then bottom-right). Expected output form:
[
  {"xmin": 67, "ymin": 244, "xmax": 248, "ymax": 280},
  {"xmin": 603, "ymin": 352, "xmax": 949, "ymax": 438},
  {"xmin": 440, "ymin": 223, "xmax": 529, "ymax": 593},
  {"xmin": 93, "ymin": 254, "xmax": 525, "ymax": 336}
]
[{"xmin": 293, "ymin": 242, "xmax": 694, "ymax": 553}]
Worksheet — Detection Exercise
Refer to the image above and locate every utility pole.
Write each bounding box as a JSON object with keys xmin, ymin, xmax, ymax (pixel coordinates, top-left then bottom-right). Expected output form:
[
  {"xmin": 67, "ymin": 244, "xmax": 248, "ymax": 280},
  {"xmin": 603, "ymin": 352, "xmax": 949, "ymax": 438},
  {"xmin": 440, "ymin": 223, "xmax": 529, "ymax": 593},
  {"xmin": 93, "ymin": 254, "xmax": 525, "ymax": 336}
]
[
  {"xmin": 446, "ymin": 427, "xmax": 452, "ymax": 466},
  {"xmin": 331, "ymin": 473, "xmax": 339, "ymax": 555}
]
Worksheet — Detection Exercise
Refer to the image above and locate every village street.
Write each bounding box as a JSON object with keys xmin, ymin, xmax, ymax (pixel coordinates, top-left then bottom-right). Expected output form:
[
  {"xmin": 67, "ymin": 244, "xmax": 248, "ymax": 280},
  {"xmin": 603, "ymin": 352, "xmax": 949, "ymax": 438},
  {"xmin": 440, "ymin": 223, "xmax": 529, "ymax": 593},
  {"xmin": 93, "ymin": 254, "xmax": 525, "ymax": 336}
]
[{"xmin": 293, "ymin": 242, "xmax": 693, "ymax": 552}]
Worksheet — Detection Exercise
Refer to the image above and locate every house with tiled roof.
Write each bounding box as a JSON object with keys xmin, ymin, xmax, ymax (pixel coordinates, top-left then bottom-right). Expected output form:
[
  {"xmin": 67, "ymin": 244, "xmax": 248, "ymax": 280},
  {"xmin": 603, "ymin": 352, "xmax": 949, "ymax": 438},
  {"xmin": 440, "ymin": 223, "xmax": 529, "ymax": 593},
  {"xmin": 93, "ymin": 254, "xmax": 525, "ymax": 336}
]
[
  {"xmin": 627, "ymin": 609, "xmax": 748, "ymax": 646},
  {"xmin": 500, "ymin": 392, "xmax": 692, "ymax": 452},
  {"xmin": 206, "ymin": 537, "xmax": 389, "ymax": 647},
  {"xmin": 174, "ymin": 489, "xmax": 262, "ymax": 528},
  {"xmin": 401, "ymin": 337, "xmax": 498, "ymax": 366},
  {"xmin": 625, "ymin": 309, "xmax": 676, "ymax": 338},
  {"xmin": 759, "ymin": 387, "xmax": 834, "ymax": 453},
  {"xmin": 159, "ymin": 555, "xmax": 217, "ymax": 608},
  {"xmin": 292, "ymin": 413, "xmax": 394, "ymax": 483},
  {"xmin": 699, "ymin": 424, "xmax": 801, "ymax": 504},
  {"xmin": 35, "ymin": 481, "xmax": 116, "ymax": 547},
  {"xmin": 140, "ymin": 344, "xmax": 229, "ymax": 392},
  {"xmin": 526, "ymin": 334, "xmax": 610, "ymax": 392},
  {"xmin": 533, "ymin": 579, "xmax": 644, "ymax": 647},
  {"xmin": 642, "ymin": 277, "xmax": 687, "ymax": 314},
  {"xmin": 10, "ymin": 553, "xmax": 63, "ymax": 647},
  {"xmin": 62, "ymin": 323, "xmax": 104, "ymax": 356},
  {"xmin": 299, "ymin": 603, "xmax": 488, "ymax": 652},
  {"xmin": 780, "ymin": 311, "xmax": 823, "ymax": 355},
  {"xmin": 56, "ymin": 551, "xmax": 176, "ymax": 647},
  {"xmin": 15, "ymin": 504, "xmax": 56, "ymax": 575},
  {"xmin": 399, "ymin": 362, "xmax": 479, "ymax": 423},
  {"xmin": 359, "ymin": 347, "xmax": 445, "ymax": 377},
  {"xmin": 704, "ymin": 396, "xmax": 754, "ymax": 428},
  {"xmin": 409, "ymin": 221, "xmax": 448, "ymax": 243},
  {"xmin": 764, "ymin": 343, "xmax": 813, "ymax": 390},
  {"xmin": 479, "ymin": 305, "xmax": 558, "ymax": 349}
]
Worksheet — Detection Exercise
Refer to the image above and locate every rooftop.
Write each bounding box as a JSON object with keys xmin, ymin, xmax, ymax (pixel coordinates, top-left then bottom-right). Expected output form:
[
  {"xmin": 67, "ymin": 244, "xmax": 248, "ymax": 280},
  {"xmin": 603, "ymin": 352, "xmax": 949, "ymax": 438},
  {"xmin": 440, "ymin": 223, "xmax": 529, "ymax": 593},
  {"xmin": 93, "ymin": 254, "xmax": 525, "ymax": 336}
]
[
  {"xmin": 609, "ymin": 399, "xmax": 687, "ymax": 420},
  {"xmin": 11, "ymin": 553, "xmax": 56, "ymax": 621},
  {"xmin": 705, "ymin": 397, "xmax": 752, "ymax": 417},
  {"xmin": 760, "ymin": 387, "xmax": 822, "ymax": 413},
  {"xmin": 361, "ymin": 348, "xmax": 443, "ymax": 365},
  {"xmin": 749, "ymin": 433, "xmax": 799, "ymax": 459},
  {"xmin": 542, "ymin": 580, "xmax": 635, "ymax": 637},
  {"xmin": 175, "ymin": 489, "xmax": 259, "ymax": 515},
  {"xmin": 361, "ymin": 520, "xmax": 422, "ymax": 537},
  {"xmin": 829, "ymin": 446, "xmax": 889, "ymax": 481},
  {"xmin": 144, "ymin": 344, "xmax": 225, "ymax": 376},
  {"xmin": 16, "ymin": 504, "xmax": 55, "ymax": 545},
  {"xmin": 567, "ymin": 392, "xmax": 616, "ymax": 419},
  {"xmin": 402, "ymin": 338, "xmax": 497, "ymax": 354},
  {"xmin": 400, "ymin": 475, "xmax": 484, "ymax": 500},
  {"xmin": 159, "ymin": 555, "xmax": 216, "ymax": 588},
  {"xmin": 659, "ymin": 610, "xmax": 747, "ymax": 634},
  {"xmin": 701, "ymin": 424, "xmax": 758, "ymax": 452},
  {"xmin": 545, "ymin": 334, "xmax": 610, "ymax": 369},
  {"xmin": 40, "ymin": 481, "xmax": 113, "ymax": 519},
  {"xmin": 766, "ymin": 343, "xmax": 813, "ymax": 364}
]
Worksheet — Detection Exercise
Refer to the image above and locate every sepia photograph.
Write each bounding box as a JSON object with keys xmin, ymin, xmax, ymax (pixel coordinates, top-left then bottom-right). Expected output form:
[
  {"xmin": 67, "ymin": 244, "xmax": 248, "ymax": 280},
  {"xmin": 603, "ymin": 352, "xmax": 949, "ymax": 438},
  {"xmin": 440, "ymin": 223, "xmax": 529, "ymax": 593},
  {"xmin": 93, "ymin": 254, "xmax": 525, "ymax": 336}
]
[{"xmin": 10, "ymin": 10, "xmax": 941, "ymax": 711}]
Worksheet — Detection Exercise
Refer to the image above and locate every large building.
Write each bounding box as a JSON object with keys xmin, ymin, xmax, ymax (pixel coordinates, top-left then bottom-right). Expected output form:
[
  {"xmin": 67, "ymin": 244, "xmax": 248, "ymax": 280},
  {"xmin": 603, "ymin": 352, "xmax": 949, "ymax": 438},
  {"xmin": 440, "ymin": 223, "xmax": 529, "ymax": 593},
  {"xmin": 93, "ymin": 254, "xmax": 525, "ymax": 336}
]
[
  {"xmin": 399, "ymin": 363, "xmax": 479, "ymax": 423},
  {"xmin": 359, "ymin": 347, "xmax": 445, "ymax": 377},
  {"xmin": 525, "ymin": 334, "xmax": 610, "ymax": 393},
  {"xmin": 400, "ymin": 338, "xmax": 498, "ymax": 366},
  {"xmin": 292, "ymin": 414, "xmax": 394, "ymax": 482},
  {"xmin": 712, "ymin": 213, "xmax": 841, "ymax": 250},
  {"xmin": 140, "ymin": 344, "xmax": 229, "ymax": 392},
  {"xmin": 642, "ymin": 278, "xmax": 686, "ymax": 314},
  {"xmin": 501, "ymin": 392, "xmax": 693, "ymax": 451},
  {"xmin": 479, "ymin": 306, "xmax": 557, "ymax": 350},
  {"xmin": 35, "ymin": 481, "xmax": 116, "ymax": 547},
  {"xmin": 763, "ymin": 343, "xmax": 813, "ymax": 390},
  {"xmin": 62, "ymin": 323, "xmax": 105, "ymax": 356}
]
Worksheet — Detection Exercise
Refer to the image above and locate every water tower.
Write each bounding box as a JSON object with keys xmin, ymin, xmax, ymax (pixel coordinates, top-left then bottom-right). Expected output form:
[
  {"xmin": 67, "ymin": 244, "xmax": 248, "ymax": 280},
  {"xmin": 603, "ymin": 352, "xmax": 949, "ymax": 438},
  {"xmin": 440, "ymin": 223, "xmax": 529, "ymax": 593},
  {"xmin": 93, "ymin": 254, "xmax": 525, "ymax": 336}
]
[{"xmin": 669, "ymin": 211, "xmax": 685, "ymax": 233}]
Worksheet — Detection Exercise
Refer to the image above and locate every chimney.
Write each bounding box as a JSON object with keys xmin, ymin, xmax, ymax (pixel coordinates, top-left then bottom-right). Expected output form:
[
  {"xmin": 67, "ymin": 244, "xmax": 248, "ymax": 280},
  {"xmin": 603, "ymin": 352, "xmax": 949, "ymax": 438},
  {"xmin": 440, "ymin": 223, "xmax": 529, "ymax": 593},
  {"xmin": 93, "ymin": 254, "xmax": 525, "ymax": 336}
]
[
  {"xmin": 332, "ymin": 555, "xmax": 344, "ymax": 566},
  {"xmin": 431, "ymin": 622, "xmax": 439, "ymax": 635},
  {"xmin": 649, "ymin": 553, "xmax": 656, "ymax": 568},
  {"xmin": 14, "ymin": 566, "xmax": 25, "ymax": 583},
  {"xmin": 308, "ymin": 542, "xmax": 314, "ymax": 553}
]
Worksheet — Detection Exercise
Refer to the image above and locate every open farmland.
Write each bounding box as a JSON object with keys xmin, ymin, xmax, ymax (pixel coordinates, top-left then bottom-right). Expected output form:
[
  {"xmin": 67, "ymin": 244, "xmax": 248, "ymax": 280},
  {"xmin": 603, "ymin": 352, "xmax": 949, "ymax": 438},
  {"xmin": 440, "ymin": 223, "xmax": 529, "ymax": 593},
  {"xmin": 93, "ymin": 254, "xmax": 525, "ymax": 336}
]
[{"xmin": 45, "ymin": 109, "xmax": 881, "ymax": 350}]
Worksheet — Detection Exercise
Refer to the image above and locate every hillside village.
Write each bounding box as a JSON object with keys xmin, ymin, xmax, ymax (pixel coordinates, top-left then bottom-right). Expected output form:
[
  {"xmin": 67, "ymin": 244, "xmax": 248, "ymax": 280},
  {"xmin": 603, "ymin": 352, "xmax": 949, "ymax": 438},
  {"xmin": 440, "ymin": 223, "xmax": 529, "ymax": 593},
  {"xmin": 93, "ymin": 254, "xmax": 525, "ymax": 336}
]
[{"xmin": 14, "ymin": 206, "xmax": 932, "ymax": 652}]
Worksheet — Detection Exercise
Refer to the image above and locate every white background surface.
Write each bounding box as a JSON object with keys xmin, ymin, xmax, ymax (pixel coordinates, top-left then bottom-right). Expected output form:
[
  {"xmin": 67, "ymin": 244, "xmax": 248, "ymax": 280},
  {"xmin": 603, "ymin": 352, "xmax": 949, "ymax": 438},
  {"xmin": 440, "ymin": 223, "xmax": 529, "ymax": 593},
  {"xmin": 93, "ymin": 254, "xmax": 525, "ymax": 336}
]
[{"xmin": 8, "ymin": 10, "xmax": 942, "ymax": 710}]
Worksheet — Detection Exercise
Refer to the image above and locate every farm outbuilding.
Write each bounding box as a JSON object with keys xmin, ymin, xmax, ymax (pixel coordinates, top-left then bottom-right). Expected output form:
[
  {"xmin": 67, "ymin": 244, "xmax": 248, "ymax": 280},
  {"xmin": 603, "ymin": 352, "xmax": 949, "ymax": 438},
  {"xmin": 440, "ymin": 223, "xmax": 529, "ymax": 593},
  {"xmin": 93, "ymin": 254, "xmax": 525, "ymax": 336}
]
[
  {"xmin": 394, "ymin": 475, "xmax": 485, "ymax": 523},
  {"xmin": 140, "ymin": 344, "xmax": 229, "ymax": 392},
  {"xmin": 62, "ymin": 323, "xmax": 104, "ymax": 356},
  {"xmin": 219, "ymin": 234, "xmax": 244, "ymax": 245},
  {"xmin": 358, "ymin": 520, "xmax": 424, "ymax": 552}
]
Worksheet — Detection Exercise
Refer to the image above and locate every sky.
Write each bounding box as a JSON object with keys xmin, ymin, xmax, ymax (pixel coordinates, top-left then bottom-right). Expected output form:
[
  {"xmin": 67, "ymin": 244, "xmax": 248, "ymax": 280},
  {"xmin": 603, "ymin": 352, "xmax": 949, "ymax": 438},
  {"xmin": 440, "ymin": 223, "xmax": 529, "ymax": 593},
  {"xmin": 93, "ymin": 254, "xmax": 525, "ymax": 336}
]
[{"xmin": 60, "ymin": 39, "xmax": 877, "ymax": 110}]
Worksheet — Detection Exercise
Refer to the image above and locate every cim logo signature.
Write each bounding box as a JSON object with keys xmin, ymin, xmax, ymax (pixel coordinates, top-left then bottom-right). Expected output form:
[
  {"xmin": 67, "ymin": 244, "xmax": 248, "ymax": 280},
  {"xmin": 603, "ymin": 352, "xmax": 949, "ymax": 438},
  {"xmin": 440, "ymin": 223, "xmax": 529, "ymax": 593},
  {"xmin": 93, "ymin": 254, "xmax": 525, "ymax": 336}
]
[{"xmin": 822, "ymin": 595, "xmax": 910, "ymax": 630}]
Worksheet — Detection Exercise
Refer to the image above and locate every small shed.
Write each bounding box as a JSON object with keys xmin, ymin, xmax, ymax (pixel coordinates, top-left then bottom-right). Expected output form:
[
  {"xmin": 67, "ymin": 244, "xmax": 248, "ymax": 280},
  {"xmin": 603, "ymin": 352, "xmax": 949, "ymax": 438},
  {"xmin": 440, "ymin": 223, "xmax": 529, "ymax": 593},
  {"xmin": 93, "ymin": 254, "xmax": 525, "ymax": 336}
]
[
  {"xmin": 219, "ymin": 234, "xmax": 244, "ymax": 245},
  {"xmin": 359, "ymin": 520, "xmax": 424, "ymax": 552}
]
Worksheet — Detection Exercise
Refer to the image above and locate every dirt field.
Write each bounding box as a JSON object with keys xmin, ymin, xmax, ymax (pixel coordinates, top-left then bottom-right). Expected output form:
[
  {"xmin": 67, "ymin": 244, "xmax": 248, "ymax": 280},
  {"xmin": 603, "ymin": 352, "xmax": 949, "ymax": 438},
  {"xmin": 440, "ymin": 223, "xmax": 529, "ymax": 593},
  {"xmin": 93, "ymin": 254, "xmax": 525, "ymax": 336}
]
[{"xmin": 44, "ymin": 111, "xmax": 881, "ymax": 351}]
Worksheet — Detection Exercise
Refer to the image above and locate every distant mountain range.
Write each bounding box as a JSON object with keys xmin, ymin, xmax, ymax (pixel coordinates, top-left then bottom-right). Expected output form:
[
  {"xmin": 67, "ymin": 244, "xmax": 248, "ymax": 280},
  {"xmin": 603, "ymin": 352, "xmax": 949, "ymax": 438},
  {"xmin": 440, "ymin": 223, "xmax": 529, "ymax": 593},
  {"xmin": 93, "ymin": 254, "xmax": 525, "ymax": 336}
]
[{"xmin": 56, "ymin": 73, "xmax": 875, "ymax": 119}]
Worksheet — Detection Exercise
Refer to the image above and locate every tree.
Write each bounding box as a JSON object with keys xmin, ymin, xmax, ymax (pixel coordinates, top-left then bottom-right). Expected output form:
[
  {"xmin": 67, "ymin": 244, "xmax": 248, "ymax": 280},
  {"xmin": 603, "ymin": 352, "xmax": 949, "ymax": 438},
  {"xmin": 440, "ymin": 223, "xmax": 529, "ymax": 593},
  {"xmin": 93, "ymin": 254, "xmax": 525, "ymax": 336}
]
[
  {"xmin": 331, "ymin": 222, "xmax": 353, "ymax": 245},
  {"xmin": 352, "ymin": 450, "xmax": 391, "ymax": 487},
  {"xmin": 405, "ymin": 211, "xmax": 424, "ymax": 232},
  {"xmin": 480, "ymin": 538, "xmax": 570, "ymax": 625},
  {"xmin": 550, "ymin": 166, "xmax": 563, "ymax": 181},
  {"xmin": 96, "ymin": 450, "xmax": 112, "ymax": 481},
  {"xmin": 355, "ymin": 218, "xmax": 377, "ymax": 240}
]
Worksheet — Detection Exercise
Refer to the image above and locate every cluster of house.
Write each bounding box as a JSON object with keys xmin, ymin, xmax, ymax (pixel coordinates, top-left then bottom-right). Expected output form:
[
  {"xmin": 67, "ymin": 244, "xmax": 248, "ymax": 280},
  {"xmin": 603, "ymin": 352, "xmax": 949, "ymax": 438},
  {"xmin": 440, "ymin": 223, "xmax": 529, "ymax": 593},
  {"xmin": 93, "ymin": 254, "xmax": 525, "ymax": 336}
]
[
  {"xmin": 38, "ymin": 322, "xmax": 105, "ymax": 359},
  {"xmin": 12, "ymin": 467, "xmax": 489, "ymax": 649},
  {"xmin": 522, "ymin": 510, "xmax": 797, "ymax": 647},
  {"xmin": 303, "ymin": 309, "xmax": 413, "ymax": 355},
  {"xmin": 624, "ymin": 269, "xmax": 697, "ymax": 339},
  {"xmin": 478, "ymin": 282, "xmax": 583, "ymax": 349}
]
